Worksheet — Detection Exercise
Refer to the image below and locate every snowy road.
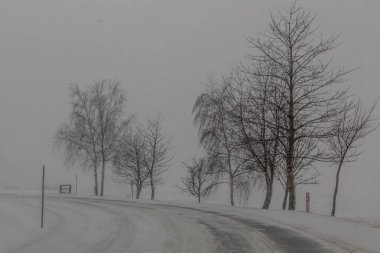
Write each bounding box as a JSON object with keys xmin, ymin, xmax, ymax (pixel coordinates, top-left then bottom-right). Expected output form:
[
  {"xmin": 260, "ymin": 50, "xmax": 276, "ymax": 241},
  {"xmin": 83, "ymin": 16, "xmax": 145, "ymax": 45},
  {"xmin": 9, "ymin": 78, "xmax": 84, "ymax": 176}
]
[{"xmin": 0, "ymin": 195, "xmax": 340, "ymax": 253}]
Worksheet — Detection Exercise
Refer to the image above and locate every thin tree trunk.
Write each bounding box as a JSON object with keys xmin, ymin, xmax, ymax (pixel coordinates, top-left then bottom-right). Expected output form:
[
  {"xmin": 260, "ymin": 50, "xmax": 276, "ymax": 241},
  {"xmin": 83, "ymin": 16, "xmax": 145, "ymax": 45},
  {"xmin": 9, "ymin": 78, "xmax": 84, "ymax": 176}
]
[
  {"xmin": 282, "ymin": 189, "xmax": 288, "ymax": 210},
  {"xmin": 93, "ymin": 165, "xmax": 99, "ymax": 196},
  {"xmin": 229, "ymin": 176, "xmax": 235, "ymax": 207},
  {"xmin": 100, "ymin": 158, "xmax": 106, "ymax": 196},
  {"xmin": 198, "ymin": 183, "xmax": 201, "ymax": 203},
  {"xmin": 331, "ymin": 161, "xmax": 343, "ymax": 216},
  {"xmin": 262, "ymin": 173, "xmax": 274, "ymax": 209},
  {"xmin": 136, "ymin": 185, "xmax": 141, "ymax": 199},
  {"xmin": 150, "ymin": 176, "xmax": 155, "ymax": 200}
]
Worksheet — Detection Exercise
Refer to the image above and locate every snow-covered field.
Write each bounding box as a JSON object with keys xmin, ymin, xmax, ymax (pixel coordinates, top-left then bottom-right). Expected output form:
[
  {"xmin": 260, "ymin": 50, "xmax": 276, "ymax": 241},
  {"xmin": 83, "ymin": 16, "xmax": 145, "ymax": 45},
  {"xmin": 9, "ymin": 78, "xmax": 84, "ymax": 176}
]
[{"xmin": 1, "ymin": 192, "xmax": 379, "ymax": 253}]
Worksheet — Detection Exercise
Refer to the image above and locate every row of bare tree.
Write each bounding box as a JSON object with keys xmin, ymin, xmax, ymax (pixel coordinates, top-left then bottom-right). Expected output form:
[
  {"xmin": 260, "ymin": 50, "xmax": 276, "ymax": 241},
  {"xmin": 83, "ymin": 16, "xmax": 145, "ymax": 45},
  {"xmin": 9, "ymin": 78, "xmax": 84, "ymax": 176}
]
[
  {"xmin": 181, "ymin": 3, "xmax": 378, "ymax": 216},
  {"xmin": 54, "ymin": 80, "xmax": 171, "ymax": 200},
  {"xmin": 113, "ymin": 114, "xmax": 172, "ymax": 200}
]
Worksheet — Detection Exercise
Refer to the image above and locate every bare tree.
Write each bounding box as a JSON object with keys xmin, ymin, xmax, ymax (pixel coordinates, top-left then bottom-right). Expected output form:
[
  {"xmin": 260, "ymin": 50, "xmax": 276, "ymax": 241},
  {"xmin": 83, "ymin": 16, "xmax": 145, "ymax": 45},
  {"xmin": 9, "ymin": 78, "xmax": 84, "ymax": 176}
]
[
  {"xmin": 227, "ymin": 66, "xmax": 283, "ymax": 209},
  {"xmin": 244, "ymin": 2, "xmax": 349, "ymax": 210},
  {"xmin": 193, "ymin": 80, "xmax": 251, "ymax": 206},
  {"xmin": 54, "ymin": 85, "xmax": 100, "ymax": 196},
  {"xmin": 143, "ymin": 113, "xmax": 172, "ymax": 200},
  {"xmin": 113, "ymin": 127, "xmax": 149, "ymax": 199},
  {"xmin": 90, "ymin": 80, "xmax": 129, "ymax": 196},
  {"xmin": 327, "ymin": 100, "xmax": 378, "ymax": 216},
  {"xmin": 55, "ymin": 80, "xmax": 130, "ymax": 197},
  {"xmin": 180, "ymin": 157, "xmax": 217, "ymax": 203}
]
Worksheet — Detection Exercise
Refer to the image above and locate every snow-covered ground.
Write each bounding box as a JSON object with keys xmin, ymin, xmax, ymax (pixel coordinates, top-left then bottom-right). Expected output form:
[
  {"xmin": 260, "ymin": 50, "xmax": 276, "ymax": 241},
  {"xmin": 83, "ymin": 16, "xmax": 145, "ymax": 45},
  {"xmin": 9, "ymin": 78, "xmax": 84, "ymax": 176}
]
[
  {"xmin": 178, "ymin": 202, "xmax": 380, "ymax": 253},
  {"xmin": 0, "ymin": 194, "xmax": 48, "ymax": 252},
  {"xmin": 1, "ymin": 192, "xmax": 379, "ymax": 253}
]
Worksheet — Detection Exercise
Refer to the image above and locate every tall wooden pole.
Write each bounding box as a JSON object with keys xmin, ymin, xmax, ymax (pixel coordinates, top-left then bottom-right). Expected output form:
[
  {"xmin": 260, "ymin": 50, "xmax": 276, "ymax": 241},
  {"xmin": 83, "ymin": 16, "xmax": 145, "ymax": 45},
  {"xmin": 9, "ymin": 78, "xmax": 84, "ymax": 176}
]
[
  {"xmin": 75, "ymin": 174, "xmax": 78, "ymax": 196},
  {"xmin": 41, "ymin": 165, "xmax": 45, "ymax": 228}
]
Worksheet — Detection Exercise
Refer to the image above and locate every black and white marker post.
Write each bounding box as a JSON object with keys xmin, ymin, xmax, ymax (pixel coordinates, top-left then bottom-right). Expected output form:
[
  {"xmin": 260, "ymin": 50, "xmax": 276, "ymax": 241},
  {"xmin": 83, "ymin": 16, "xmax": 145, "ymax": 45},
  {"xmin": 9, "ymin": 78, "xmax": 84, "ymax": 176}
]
[{"xmin": 41, "ymin": 165, "xmax": 45, "ymax": 228}]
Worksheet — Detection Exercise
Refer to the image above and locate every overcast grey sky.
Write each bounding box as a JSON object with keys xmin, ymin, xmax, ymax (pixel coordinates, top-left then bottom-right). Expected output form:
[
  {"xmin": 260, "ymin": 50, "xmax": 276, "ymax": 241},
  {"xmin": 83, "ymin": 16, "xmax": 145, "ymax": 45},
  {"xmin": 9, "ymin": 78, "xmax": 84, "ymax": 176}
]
[{"xmin": 0, "ymin": 0, "xmax": 379, "ymax": 211}]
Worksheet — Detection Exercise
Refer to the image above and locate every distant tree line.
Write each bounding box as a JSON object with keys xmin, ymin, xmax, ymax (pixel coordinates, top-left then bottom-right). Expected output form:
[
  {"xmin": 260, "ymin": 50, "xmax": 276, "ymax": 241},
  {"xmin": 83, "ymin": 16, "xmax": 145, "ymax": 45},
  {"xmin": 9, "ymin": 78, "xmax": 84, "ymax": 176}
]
[
  {"xmin": 54, "ymin": 80, "xmax": 171, "ymax": 200},
  {"xmin": 181, "ymin": 2, "xmax": 378, "ymax": 216}
]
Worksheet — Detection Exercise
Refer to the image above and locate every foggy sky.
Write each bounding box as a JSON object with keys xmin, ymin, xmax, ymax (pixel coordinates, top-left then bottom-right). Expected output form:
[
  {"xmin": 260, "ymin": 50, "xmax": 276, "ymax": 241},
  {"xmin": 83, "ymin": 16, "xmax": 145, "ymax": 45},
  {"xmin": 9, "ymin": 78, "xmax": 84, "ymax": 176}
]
[{"xmin": 0, "ymin": 0, "xmax": 379, "ymax": 213}]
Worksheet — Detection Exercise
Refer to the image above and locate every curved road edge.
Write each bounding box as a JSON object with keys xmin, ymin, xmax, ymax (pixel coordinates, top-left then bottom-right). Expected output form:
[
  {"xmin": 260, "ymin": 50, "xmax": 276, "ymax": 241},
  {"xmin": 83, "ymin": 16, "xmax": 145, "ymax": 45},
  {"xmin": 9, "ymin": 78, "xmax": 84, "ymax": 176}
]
[{"xmin": 50, "ymin": 195, "xmax": 351, "ymax": 253}]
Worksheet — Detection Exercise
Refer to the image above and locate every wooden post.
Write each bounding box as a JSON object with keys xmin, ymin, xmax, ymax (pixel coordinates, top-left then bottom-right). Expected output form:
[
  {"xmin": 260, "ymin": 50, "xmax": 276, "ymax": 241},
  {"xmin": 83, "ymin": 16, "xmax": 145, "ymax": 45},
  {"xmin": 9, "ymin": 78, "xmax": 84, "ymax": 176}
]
[
  {"xmin": 75, "ymin": 174, "xmax": 78, "ymax": 196},
  {"xmin": 41, "ymin": 165, "xmax": 45, "ymax": 228},
  {"xmin": 306, "ymin": 192, "xmax": 310, "ymax": 213}
]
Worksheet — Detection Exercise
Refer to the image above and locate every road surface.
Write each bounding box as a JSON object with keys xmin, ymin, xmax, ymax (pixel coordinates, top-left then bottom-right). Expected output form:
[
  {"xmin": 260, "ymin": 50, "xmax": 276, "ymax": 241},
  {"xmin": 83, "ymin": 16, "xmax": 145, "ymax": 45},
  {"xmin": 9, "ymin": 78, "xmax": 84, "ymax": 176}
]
[{"xmin": 1, "ymin": 195, "xmax": 339, "ymax": 253}]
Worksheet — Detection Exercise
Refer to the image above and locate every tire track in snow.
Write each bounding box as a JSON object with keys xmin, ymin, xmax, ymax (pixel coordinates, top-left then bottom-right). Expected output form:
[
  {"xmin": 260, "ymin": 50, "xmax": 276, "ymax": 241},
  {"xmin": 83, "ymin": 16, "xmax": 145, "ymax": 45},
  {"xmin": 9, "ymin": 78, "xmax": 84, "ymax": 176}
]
[
  {"xmin": 2, "ymin": 195, "xmax": 339, "ymax": 253},
  {"xmin": 196, "ymin": 219, "xmax": 254, "ymax": 253},
  {"xmin": 155, "ymin": 203, "xmax": 336, "ymax": 253}
]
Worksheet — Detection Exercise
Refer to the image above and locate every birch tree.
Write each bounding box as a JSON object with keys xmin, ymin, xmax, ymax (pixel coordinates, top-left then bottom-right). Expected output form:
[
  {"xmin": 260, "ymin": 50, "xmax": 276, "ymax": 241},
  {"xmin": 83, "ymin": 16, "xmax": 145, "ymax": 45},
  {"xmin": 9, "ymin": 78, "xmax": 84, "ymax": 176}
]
[
  {"xmin": 113, "ymin": 127, "xmax": 149, "ymax": 199},
  {"xmin": 143, "ymin": 113, "xmax": 172, "ymax": 200},
  {"xmin": 180, "ymin": 157, "xmax": 217, "ymax": 203},
  {"xmin": 228, "ymin": 67, "xmax": 283, "ymax": 209},
  {"xmin": 193, "ymin": 81, "xmax": 250, "ymax": 206},
  {"xmin": 327, "ymin": 100, "xmax": 378, "ymax": 216},
  {"xmin": 54, "ymin": 85, "xmax": 100, "ymax": 195},
  {"xmin": 90, "ymin": 80, "xmax": 129, "ymax": 196},
  {"xmin": 55, "ymin": 80, "xmax": 130, "ymax": 196}
]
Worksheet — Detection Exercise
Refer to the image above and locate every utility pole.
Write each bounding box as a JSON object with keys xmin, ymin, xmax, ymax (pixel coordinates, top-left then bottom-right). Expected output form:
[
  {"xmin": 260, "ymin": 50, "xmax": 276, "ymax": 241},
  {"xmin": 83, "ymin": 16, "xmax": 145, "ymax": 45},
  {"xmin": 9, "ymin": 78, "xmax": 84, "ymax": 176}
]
[
  {"xmin": 75, "ymin": 174, "xmax": 78, "ymax": 196},
  {"xmin": 41, "ymin": 165, "xmax": 45, "ymax": 228}
]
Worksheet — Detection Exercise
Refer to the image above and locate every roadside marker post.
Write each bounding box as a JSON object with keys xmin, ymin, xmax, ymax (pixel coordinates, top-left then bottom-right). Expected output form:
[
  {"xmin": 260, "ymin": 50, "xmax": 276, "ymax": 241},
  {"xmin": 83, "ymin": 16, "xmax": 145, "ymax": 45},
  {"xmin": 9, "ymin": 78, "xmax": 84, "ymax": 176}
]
[
  {"xmin": 41, "ymin": 165, "xmax": 45, "ymax": 229},
  {"xmin": 306, "ymin": 192, "xmax": 310, "ymax": 213}
]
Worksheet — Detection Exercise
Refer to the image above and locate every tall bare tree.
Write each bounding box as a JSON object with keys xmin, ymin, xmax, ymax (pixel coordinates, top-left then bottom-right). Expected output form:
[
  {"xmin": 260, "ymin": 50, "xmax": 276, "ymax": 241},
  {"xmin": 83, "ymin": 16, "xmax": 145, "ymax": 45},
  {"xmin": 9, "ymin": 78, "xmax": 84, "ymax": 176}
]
[
  {"xmin": 90, "ymin": 80, "xmax": 129, "ymax": 196},
  {"xmin": 54, "ymin": 85, "xmax": 100, "ymax": 195},
  {"xmin": 55, "ymin": 80, "xmax": 130, "ymax": 196},
  {"xmin": 327, "ymin": 100, "xmax": 378, "ymax": 216},
  {"xmin": 113, "ymin": 126, "xmax": 149, "ymax": 199},
  {"xmin": 193, "ymin": 80, "xmax": 250, "ymax": 206},
  {"xmin": 227, "ymin": 66, "xmax": 283, "ymax": 209},
  {"xmin": 245, "ymin": 2, "xmax": 349, "ymax": 210},
  {"xmin": 143, "ymin": 113, "xmax": 172, "ymax": 200}
]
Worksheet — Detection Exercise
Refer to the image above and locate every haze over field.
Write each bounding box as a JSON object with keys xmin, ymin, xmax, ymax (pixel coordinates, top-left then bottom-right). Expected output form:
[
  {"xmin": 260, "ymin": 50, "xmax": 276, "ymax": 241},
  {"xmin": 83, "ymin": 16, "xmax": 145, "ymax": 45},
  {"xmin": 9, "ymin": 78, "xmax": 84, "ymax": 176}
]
[{"xmin": 0, "ymin": 0, "xmax": 379, "ymax": 217}]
